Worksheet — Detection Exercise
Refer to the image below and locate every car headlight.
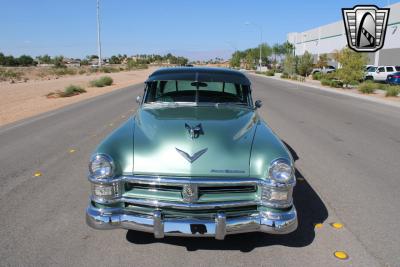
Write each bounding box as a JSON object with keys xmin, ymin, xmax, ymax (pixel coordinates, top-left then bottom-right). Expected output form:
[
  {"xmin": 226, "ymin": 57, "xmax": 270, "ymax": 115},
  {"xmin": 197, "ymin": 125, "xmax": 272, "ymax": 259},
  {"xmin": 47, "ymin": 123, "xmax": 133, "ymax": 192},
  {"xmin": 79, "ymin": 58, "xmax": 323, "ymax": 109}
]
[
  {"xmin": 89, "ymin": 154, "xmax": 114, "ymax": 179},
  {"xmin": 268, "ymin": 158, "xmax": 294, "ymax": 183}
]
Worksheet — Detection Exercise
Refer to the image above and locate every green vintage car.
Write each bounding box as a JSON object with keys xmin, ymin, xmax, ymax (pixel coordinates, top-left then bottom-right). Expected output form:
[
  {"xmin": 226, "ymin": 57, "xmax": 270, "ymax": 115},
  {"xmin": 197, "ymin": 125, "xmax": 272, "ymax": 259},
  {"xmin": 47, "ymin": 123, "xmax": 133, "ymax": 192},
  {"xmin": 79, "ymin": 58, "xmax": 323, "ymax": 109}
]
[{"xmin": 86, "ymin": 67, "xmax": 297, "ymax": 239}]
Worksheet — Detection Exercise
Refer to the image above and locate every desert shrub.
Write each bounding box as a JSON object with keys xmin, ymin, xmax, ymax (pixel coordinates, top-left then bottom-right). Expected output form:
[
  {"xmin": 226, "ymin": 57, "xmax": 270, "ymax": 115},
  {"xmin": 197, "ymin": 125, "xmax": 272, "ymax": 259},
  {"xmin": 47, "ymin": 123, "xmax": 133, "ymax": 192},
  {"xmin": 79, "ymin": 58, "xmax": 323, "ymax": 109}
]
[
  {"xmin": 349, "ymin": 80, "xmax": 360, "ymax": 86},
  {"xmin": 386, "ymin": 86, "xmax": 400, "ymax": 97},
  {"xmin": 78, "ymin": 69, "xmax": 86, "ymax": 75},
  {"xmin": 312, "ymin": 72, "xmax": 322, "ymax": 80},
  {"xmin": 320, "ymin": 79, "xmax": 332, "ymax": 86},
  {"xmin": 0, "ymin": 68, "xmax": 23, "ymax": 81},
  {"xmin": 60, "ymin": 85, "xmax": 86, "ymax": 97},
  {"xmin": 330, "ymin": 80, "xmax": 343, "ymax": 88},
  {"xmin": 376, "ymin": 83, "xmax": 388, "ymax": 90},
  {"xmin": 336, "ymin": 48, "xmax": 367, "ymax": 87},
  {"xmin": 99, "ymin": 66, "xmax": 120, "ymax": 73},
  {"xmin": 265, "ymin": 70, "xmax": 275, "ymax": 76},
  {"xmin": 51, "ymin": 67, "xmax": 77, "ymax": 76},
  {"xmin": 281, "ymin": 72, "xmax": 289, "ymax": 79},
  {"xmin": 90, "ymin": 76, "xmax": 113, "ymax": 87},
  {"xmin": 127, "ymin": 59, "xmax": 148, "ymax": 70},
  {"xmin": 358, "ymin": 81, "xmax": 376, "ymax": 94},
  {"xmin": 322, "ymin": 72, "xmax": 336, "ymax": 80},
  {"xmin": 297, "ymin": 51, "xmax": 314, "ymax": 76}
]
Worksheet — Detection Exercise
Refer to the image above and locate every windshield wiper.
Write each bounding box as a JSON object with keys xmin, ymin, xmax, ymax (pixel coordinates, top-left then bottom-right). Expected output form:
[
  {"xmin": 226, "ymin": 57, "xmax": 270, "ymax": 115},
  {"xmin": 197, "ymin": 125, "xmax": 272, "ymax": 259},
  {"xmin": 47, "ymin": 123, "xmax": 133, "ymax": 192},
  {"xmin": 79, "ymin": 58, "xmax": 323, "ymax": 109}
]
[{"xmin": 214, "ymin": 102, "xmax": 248, "ymax": 107}]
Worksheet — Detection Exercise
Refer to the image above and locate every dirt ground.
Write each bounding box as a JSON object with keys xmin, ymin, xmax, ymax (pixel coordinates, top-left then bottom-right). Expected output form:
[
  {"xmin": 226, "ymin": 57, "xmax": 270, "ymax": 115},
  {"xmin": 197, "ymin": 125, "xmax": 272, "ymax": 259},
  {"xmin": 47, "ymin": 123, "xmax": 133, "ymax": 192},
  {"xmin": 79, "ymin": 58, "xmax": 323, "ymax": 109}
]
[{"xmin": 0, "ymin": 67, "xmax": 156, "ymax": 126}]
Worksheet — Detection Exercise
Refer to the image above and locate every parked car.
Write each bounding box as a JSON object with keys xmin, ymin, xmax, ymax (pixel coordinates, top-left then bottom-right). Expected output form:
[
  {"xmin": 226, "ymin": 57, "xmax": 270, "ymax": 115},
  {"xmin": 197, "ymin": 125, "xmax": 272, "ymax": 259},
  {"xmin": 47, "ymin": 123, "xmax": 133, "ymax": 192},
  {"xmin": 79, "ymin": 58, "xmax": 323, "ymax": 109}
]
[
  {"xmin": 86, "ymin": 67, "xmax": 298, "ymax": 239},
  {"xmin": 311, "ymin": 65, "xmax": 336, "ymax": 74},
  {"xmin": 386, "ymin": 72, "xmax": 400, "ymax": 85},
  {"xmin": 365, "ymin": 66, "xmax": 400, "ymax": 81},
  {"xmin": 364, "ymin": 65, "xmax": 376, "ymax": 72}
]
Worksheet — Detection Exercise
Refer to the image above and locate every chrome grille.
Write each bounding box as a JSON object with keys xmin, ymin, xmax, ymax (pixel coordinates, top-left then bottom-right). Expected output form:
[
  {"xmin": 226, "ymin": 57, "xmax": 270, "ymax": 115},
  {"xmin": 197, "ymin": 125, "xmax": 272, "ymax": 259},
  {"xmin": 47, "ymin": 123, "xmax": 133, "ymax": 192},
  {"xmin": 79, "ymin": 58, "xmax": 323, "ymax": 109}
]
[
  {"xmin": 199, "ymin": 185, "xmax": 256, "ymax": 194},
  {"xmin": 125, "ymin": 183, "xmax": 257, "ymax": 194}
]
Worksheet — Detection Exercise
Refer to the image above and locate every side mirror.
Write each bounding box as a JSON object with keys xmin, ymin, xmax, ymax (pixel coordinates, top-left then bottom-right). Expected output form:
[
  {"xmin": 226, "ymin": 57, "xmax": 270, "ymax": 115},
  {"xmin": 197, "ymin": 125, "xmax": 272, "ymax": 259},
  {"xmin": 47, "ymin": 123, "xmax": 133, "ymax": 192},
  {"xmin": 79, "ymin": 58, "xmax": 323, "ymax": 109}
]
[
  {"xmin": 255, "ymin": 100, "xmax": 263, "ymax": 109},
  {"xmin": 376, "ymin": 70, "xmax": 380, "ymax": 73},
  {"xmin": 136, "ymin": 96, "xmax": 142, "ymax": 104}
]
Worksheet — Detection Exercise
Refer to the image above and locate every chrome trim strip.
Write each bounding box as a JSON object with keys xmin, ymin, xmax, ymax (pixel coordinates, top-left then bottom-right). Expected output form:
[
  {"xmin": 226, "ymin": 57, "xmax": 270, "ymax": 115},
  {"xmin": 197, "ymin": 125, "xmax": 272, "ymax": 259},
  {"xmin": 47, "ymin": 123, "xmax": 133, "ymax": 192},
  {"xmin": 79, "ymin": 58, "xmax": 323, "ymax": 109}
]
[
  {"xmin": 90, "ymin": 195, "xmax": 259, "ymax": 210},
  {"xmin": 88, "ymin": 175, "xmax": 295, "ymax": 189}
]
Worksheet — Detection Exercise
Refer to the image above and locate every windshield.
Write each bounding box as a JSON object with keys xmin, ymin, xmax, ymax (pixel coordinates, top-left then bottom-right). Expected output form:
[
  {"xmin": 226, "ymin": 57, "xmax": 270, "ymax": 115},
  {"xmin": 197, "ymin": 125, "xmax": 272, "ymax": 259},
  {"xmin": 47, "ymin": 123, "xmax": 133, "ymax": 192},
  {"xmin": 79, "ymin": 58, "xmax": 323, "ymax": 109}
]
[{"xmin": 144, "ymin": 80, "xmax": 251, "ymax": 105}]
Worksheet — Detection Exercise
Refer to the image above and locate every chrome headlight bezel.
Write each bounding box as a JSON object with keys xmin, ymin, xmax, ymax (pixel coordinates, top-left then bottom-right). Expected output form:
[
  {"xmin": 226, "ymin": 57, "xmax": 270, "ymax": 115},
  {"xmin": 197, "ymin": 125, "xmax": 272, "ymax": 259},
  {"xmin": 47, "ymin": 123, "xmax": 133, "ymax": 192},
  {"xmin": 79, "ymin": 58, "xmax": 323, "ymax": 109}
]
[
  {"xmin": 89, "ymin": 153, "xmax": 115, "ymax": 180},
  {"xmin": 268, "ymin": 158, "xmax": 294, "ymax": 184}
]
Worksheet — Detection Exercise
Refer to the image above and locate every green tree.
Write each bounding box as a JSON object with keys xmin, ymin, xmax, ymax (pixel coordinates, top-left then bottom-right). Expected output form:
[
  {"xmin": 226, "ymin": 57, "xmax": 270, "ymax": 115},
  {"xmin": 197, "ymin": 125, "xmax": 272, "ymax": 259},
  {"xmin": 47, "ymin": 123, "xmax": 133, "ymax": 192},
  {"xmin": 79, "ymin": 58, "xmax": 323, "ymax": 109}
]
[
  {"xmin": 297, "ymin": 51, "xmax": 314, "ymax": 76},
  {"xmin": 283, "ymin": 53, "xmax": 296, "ymax": 75},
  {"xmin": 53, "ymin": 56, "xmax": 65, "ymax": 68},
  {"xmin": 283, "ymin": 41, "xmax": 295, "ymax": 55},
  {"xmin": 36, "ymin": 54, "xmax": 52, "ymax": 64},
  {"xmin": 316, "ymin": 53, "xmax": 328, "ymax": 68},
  {"xmin": 230, "ymin": 51, "xmax": 242, "ymax": 67},
  {"xmin": 80, "ymin": 59, "xmax": 89, "ymax": 65},
  {"xmin": 17, "ymin": 55, "xmax": 35, "ymax": 66},
  {"xmin": 0, "ymin": 52, "xmax": 5, "ymax": 65},
  {"xmin": 336, "ymin": 48, "xmax": 367, "ymax": 87},
  {"xmin": 109, "ymin": 55, "xmax": 121, "ymax": 64},
  {"xmin": 259, "ymin": 43, "xmax": 272, "ymax": 65},
  {"xmin": 3, "ymin": 55, "xmax": 17, "ymax": 66}
]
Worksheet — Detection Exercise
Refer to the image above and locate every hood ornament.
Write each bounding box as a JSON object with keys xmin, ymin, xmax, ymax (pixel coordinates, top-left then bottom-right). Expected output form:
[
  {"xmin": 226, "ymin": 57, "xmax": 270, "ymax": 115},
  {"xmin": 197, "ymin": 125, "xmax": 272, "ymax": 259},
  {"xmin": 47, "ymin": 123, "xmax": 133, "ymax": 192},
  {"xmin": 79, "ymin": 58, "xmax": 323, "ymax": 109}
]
[
  {"xmin": 185, "ymin": 123, "xmax": 203, "ymax": 139},
  {"xmin": 176, "ymin": 148, "xmax": 208, "ymax": 163}
]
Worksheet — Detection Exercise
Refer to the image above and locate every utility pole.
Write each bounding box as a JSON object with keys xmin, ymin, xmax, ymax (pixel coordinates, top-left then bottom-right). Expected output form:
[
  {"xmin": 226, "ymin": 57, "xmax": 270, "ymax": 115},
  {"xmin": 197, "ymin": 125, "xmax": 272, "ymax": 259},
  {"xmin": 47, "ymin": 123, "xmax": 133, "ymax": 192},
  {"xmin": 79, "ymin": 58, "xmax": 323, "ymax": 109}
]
[{"xmin": 97, "ymin": 0, "xmax": 102, "ymax": 67}]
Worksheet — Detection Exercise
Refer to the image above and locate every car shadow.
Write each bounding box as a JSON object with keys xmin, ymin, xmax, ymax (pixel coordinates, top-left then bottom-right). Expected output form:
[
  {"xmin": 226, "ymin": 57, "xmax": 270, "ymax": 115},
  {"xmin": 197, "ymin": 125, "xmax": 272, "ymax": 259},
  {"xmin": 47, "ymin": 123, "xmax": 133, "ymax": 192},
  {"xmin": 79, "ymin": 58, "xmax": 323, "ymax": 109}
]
[{"xmin": 126, "ymin": 141, "xmax": 328, "ymax": 252}]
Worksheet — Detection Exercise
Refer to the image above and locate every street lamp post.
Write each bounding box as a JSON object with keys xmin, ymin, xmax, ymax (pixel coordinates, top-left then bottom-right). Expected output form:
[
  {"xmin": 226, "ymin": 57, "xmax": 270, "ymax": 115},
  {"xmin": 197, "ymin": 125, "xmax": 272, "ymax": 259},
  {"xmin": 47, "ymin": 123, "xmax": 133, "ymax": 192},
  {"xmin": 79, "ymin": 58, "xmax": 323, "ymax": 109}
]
[
  {"xmin": 96, "ymin": 0, "xmax": 102, "ymax": 67},
  {"xmin": 245, "ymin": 22, "xmax": 263, "ymax": 71}
]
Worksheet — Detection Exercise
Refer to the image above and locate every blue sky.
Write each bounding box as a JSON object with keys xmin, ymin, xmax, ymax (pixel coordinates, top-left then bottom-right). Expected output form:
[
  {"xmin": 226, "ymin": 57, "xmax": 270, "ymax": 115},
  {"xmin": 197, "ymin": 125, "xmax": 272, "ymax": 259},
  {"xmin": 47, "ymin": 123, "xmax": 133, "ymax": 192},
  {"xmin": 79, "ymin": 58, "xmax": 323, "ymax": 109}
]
[{"xmin": 0, "ymin": 0, "xmax": 395, "ymax": 60}]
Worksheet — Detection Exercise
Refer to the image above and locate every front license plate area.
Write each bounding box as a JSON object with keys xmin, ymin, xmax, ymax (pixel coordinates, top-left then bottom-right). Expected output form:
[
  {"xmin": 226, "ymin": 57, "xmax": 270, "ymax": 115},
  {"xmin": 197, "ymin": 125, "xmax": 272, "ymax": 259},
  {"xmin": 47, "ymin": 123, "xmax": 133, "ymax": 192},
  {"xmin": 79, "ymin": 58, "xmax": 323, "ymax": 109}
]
[{"xmin": 190, "ymin": 224, "xmax": 207, "ymax": 234}]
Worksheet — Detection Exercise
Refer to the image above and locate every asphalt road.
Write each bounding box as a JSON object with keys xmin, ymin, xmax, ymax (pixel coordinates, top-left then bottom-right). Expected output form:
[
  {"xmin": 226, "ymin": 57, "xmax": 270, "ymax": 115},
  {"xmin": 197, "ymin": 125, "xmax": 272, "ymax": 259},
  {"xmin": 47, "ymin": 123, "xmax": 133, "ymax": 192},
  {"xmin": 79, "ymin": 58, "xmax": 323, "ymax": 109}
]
[{"xmin": 1, "ymin": 74, "xmax": 399, "ymax": 266}]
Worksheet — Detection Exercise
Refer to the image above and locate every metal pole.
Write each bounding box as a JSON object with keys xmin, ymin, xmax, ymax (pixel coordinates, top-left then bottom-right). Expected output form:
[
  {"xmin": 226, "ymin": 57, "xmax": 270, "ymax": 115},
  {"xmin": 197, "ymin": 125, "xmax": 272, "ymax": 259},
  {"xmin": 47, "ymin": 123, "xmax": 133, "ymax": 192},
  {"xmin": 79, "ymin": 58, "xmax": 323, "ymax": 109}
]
[
  {"xmin": 97, "ymin": 0, "xmax": 102, "ymax": 67},
  {"xmin": 259, "ymin": 27, "xmax": 262, "ymax": 71}
]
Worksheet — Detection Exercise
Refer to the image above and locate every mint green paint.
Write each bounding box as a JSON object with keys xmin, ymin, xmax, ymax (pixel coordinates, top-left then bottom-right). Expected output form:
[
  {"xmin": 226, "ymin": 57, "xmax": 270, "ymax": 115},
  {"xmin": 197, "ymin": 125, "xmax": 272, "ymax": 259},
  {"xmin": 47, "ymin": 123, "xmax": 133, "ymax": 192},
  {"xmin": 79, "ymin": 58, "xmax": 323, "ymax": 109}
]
[
  {"xmin": 132, "ymin": 105, "xmax": 259, "ymax": 177},
  {"xmin": 95, "ymin": 117, "xmax": 134, "ymax": 176},
  {"xmin": 93, "ymin": 105, "xmax": 291, "ymax": 179}
]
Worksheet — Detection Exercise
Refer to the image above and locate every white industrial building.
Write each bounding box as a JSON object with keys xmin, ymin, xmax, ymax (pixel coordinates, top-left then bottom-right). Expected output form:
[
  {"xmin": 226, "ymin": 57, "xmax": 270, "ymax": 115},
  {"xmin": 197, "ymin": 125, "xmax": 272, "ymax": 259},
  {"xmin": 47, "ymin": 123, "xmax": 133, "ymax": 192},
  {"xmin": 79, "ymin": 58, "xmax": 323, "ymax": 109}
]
[{"xmin": 287, "ymin": 2, "xmax": 400, "ymax": 66}]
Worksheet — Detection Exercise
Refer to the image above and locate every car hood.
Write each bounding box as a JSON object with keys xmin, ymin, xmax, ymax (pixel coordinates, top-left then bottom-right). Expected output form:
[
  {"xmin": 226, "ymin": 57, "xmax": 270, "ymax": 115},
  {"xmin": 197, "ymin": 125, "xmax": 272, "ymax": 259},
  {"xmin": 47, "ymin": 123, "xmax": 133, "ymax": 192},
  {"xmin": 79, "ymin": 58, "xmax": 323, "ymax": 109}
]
[{"xmin": 133, "ymin": 105, "xmax": 258, "ymax": 177}]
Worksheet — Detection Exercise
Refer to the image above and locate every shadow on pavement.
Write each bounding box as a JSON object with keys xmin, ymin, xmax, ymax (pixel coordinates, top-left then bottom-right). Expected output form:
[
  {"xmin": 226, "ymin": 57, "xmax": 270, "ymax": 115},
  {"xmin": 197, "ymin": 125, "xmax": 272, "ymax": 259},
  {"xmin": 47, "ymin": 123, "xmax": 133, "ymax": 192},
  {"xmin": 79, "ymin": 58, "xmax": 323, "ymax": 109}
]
[{"xmin": 126, "ymin": 141, "xmax": 328, "ymax": 252}]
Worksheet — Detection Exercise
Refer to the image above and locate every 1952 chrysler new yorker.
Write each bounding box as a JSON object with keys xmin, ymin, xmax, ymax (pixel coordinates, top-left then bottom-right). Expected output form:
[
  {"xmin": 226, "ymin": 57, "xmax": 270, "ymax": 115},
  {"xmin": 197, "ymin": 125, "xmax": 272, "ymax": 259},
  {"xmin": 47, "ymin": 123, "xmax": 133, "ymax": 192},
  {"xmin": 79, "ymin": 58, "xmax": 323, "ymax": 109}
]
[{"xmin": 86, "ymin": 67, "xmax": 297, "ymax": 239}]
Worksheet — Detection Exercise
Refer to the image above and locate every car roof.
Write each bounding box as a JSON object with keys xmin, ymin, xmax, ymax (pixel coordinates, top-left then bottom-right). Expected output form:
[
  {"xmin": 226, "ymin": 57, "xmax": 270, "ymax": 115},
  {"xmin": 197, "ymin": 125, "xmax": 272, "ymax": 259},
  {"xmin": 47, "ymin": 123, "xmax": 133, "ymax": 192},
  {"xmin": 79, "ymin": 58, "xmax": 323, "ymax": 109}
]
[{"xmin": 146, "ymin": 67, "xmax": 251, "ymax": 86}]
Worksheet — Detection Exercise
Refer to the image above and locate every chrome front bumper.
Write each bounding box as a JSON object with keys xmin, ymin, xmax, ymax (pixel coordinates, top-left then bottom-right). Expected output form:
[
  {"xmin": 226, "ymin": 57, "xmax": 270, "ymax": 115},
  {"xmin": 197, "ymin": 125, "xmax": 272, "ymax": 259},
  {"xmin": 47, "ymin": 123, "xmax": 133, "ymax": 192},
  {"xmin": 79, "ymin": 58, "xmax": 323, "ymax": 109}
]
[{"xmin": 86, "ymin": 203, "xmax": 297, "ymax": 240}]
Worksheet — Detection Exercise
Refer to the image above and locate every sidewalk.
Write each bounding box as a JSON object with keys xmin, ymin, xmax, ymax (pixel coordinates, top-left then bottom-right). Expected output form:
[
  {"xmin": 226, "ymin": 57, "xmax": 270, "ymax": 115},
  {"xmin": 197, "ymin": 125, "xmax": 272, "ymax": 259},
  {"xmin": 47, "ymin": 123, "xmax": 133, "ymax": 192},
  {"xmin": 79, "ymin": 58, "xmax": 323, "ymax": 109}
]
[{"xmin": 251, "ymin": 73, "xmax": 400, "ymax": 109}]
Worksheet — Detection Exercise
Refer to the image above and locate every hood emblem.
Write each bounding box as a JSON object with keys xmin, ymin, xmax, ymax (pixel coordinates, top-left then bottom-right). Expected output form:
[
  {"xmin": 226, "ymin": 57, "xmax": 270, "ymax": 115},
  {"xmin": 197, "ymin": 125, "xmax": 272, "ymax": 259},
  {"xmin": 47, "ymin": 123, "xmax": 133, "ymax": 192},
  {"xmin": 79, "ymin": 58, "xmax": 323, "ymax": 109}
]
[
  {"xmin": 185, "ymin": 123, "xmax": 203, "ymax": 139},
  {"xmin": 175, "ymin": 148, "xmax": 208, "ymax": 163}
]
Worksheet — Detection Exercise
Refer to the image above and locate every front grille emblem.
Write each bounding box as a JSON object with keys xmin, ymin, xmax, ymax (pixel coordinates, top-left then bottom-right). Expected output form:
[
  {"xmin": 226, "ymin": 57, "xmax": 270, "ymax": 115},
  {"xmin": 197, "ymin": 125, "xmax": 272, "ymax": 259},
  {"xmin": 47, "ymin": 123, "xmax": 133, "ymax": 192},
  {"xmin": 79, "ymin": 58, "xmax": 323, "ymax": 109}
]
[
  {"xmin": 182, "ymin": 184, "xmax": 198, "ymax": 203},
  {"xmin": 175, "ymin": 148, "xmax": 207, "ymax": 163}
]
